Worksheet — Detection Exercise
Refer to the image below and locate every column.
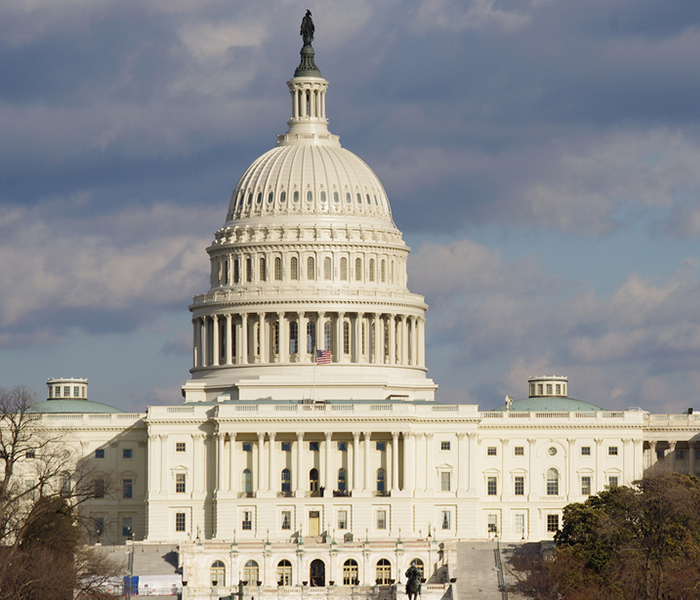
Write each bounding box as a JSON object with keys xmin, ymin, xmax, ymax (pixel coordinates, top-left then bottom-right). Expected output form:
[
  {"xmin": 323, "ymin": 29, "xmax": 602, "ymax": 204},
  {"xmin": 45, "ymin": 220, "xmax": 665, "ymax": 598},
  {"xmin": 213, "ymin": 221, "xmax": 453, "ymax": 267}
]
[
  {"xmin": 353, "ymin": 313, "xmax": 362, "ymax": 363},
  {"xmin": 336, "ymin": 312, "xmax": 345, "ymax": 363},
  {"xmin": 225, "ymin": 315, "xmax": 233, "ymax": 365},
  {"xmin": 159, "ymin": 435, "xmax": 168, "ymax": 494},
  {"xmin": 216, "ymin": 433, "xmax": 225, "ymax": 492},
  {"xmin": 192, "ymin": 434, "xmax": 205, "ymax": 493},
  {"xmin": 389, "ymin": 314, "xmax": 396, "ymax": 365},
  {"xmin": 391, "ymin": 432, "xmax": 400, "ymax": 492},
  {"xmin": 212, "ymin": 315, "xmax": 220, "ymax": 367},
  {"xmin": 633, "ymin": 438, "xmax": 643, "ymax": 480},
  {"xmin": 201, "ymin": 317, "xmax": 208, "ymax": 366},
  {"xmin": 324, "ymin": 432, "xmax": 333, "ymax": 491},
  {"xmin": 257, "ymin": 433, "xmax": 265, "ymax": 493},
  {"xmin": 374, "ymin": 313, "xmax": 381, "ymax": 364},
  {"xmin": 299, "ymin": 312, "xmax": 307, "ymax": 362},
  {"xmin": 648, "ymin": 441, "xmax": 657, "ymax": 469},
  {"xmin": 296, "ymin": 433, "xmax": 304, "ymax": 497},
  {"xmin": 192, "ymin": 318, "xmax": 200, "ymax": 368},
  {"xmin": 278, "ymin": 312, "xmax": 287, "ymax": 363},
  {"xmin": 425, "ymin": 433, "xmax": 434, "ymax": 492},
  {"xmin": 501, "ymin": 438, "xmax": 509, "ymax": 500},
  {"xmin": 316, "ymin": 312, "xmax": 325, "ymax": 353},
  {"xmin": 241, "ymin": 313, "xmax": 248, "ymax": 365},
  {"xmin": 594, "ymin": 439, "xmax": 603, "ymax": 493},
  {"xmin": 689, "ymin": 441, "xmax": 696, "ymax": 476},
  {"xmin": 268, "ymin": 433, "xmax": 276, "ymax": 493},
  {"xmin": 668, "ymin": 441, "xmax": 677, "ymax": 471},
  {"xmin": 622, "ymin": 438, "xmax": 632, "ymax": 484},
  {"xmin": 229, "ymin": 433, "xmax": 237, "ymax": 494},
  {"xmin": 400, "ymin": 316, "xmax": 408, "ymax": 365},
  {"xmin": 258, "ymin": 312, "xmax": 267, "ymax": 364},
  {"xmin": 418, "ymin": 318, "xmax": 425, "ymax": 367},
  {"xmin": 363, "ymin": 432, "xmax": 372, "ymax": 492},
  {"xmin": 147, "ymin": 434, "xmax": 158, "ymax": 495},
  {"xmin": 468, "ymin": 433, "xmax": 477, "ymax": 492},
  {"xmin": 567, "ymin": 438, "xmax": 576, "ymax": 500},
  {"xmin": 352, "ymin": 432, "xmax": 361, "ymax": 492},
  {"xmin": 410, "ymin": 317, "xmax": 417, "ymax": 366},
  {"xmin": 404, "ymin": 432, "xmax": 416, "ymax": 494},
  {"xmin": 456, "ymin": 433, "xmax": 467, "ymax": 494},
  {"xmin": 528, "ymin": 438, "xmax": 537, "ymax": 498},
  {"xmin": 414, "ymin": 433, "xmax": 425, "ymax": 491}
]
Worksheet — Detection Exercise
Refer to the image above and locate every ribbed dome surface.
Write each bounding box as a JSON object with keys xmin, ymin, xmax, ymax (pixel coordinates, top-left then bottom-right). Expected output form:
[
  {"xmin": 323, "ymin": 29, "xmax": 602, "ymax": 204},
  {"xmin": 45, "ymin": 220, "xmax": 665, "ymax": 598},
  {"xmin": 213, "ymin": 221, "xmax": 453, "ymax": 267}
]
[{"xmin": 226, "ymin": 144, "xmax": 394, "ymax": 224}]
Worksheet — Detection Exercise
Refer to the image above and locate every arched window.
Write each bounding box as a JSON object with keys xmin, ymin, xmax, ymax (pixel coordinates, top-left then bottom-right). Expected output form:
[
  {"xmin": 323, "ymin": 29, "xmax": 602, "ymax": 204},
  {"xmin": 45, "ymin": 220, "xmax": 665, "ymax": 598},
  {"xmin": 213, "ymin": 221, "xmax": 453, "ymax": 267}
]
[
  {"xmin": 340, "ymin": 258, "xmax": 348, "ymax": 280},
  {"xmin": 274, "ymin": 257, "xmax": 282, "ymax": 281},
  {"xmin": 307, "ymin": 256, "xmax": 315, "ymax": 280},
  {"xmin": 343, "ymin": 559, "xmax": 359, "ymax": 586},
  {"xmin": 310, "ymin": 559, "xmax": 325, "ymax": 587},
  {"xmin": 355, "ymin": 257, "xmax": 362, "ymax": 281},
  {"xmin": 376, "ymin": 559, "xmax": 391, "ymax": 585},
  {"xmin": 324, "ymin": 321, "xmax": 332, "ymax": 352},
  {"xmin": 273, "ymin": 320, "xmax": 279, "ymax": 355},
  {"xmin": 290, "ymin": 321, "xmax": 298, "ymax": 354},
  {"xmin": 277, "ymin": 560, "xmax": 292, "ymax": 586},
  {"xmin": 291, "ymin": 257, "xmax": 299, "ymax": 280},
  {"xmin": 243, "ymin": 560, "xmax": 259, "ymax": 585},
  {"xmin": 410, "ymin": 559, "xmax": 424, "ymax": 577},
  {"xmin": 242, "ymin": 469, "xmax": 252, "ymax": 493},
  {"xmin": 381, "ymin": 260, "xmax": 386, "ymax": 283},
  {"xmin": 390, "ymin": 260, "xmax": 394, "ymax": 283},
  {"xmin": 234, "ymin": 259, "xmax": 240, "ymax": 283},
  {"xmin": 547, "ymin": 468, "xmax": 559, "ymax": 496},
  {"xmin": 309, "ymin": 468, "xmax": 319, "ymax": 493},
  {"xmin": 224, "ymin": 259, "xmax": 229, "ymax": 285},
  {"xmin": 281, "ymin": 468, "xmax": 291, "ymax": 494},
  {"xmin": 369, "ymin": 259, "xmax": 375, "ymax": 282},
  {"xmin": 246, "ymin": 258, "xmax": 252, "ymax": 283},
  {"xmin": 324, "ymin": 257, "xmax": 332, "ymax": 280},
  {"xmin": 210, "ymin": 560, "xmax": 226, "ymax": 587},
  {"xmin": 231, "ymin": 321, "xmax": 237, "ymax": 364},
  {"xmin": 343, "ymin": 321, "xmax": 350, "ymax": 355},
  {"xmin": 337, "ymin": 468, "xmax": 347, "ymax": 492},
  {"xmin": 259, "ymin": 257, "xmax": 266, "ymax": 281},
  {"xmin": 307, "ymin": 321, "xmax": 315, "ymax": 354},
  {"xmin": 376, "ymin": 468, "xmax": 386, "ymax": 493}
]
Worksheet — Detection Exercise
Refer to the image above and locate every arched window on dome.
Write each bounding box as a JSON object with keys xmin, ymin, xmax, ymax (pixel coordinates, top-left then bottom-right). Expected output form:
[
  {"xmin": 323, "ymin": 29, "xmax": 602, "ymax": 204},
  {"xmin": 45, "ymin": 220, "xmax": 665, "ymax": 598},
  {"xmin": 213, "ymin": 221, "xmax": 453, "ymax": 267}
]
[
  {"xmin": 246, "ymin": 258, "xmax": 252, "ymax": 283},
  {"xmin": 210, "ymin": 560, "xmax": 226, "ymax": 587},
  {"xmin": 274, "ymin": 257, "xmax": 282, "ymax": 281},
  {"xmin": 234, "ymin": 259, "xmax": 240, "ymax": 284},
  {"xmin": 383, "ymin": 321, "xmax": 390, "ymax": 363},
  {"xmin": 307, "ymin": 256, "xmax": 315, "ymax": 280},
  {"xmin": 224, "ymin": 259, "xmax": 229, "ymax": 285},
  {"xmin": 231, "ymin": 321, "xmax": 237, "ymax": 364},
  {"xmin": 343, "ymin": 321, "xmax": 350, "ymax": 355},
  {"xmin": 381, "ymin": 260, "xmax": 386, "ymax": 283},
  {"xmin": 324, "ymin": 257, "xmax": 332, "ymax": 280},
  {"xmin": 307, "ymin": 321, "xmax": 315, "ymax": 354},
  {"xmin": 369, "ymin": 259, "xmax": 375, "ymax": 282},
  {"xmin": 370, "ymin": 321, "xmax": 375, "ymax": 360},
  {"xmin": 291, "ymin": 257, "xmax": 299, "ymax": 280},
  {"xmin": 355, "ymin": 258, "xmax": 362, "ymax": 281},
  {"xmin": 259, "ymin": 257, "xmax": 266, "ymax": 282},
  {"xmin": 324, "ymin": 321, "xmax": 332, "ymax": 352},
  {"xmin": 340, "ymin": 258, "xmax": 348, "ymax": 281},
  {"xmin": 547, "ymin": 468, "xmax": 559, "ymax": 496},
  {"xmin": 361, "ymin": 320, "xmax": 366, "ymax": 356},
  {"xmin": 290, "ymin": 322, "xmax": 298, "ymax": 355},
  {"xmin": 333, "ymin": 191, "xmax": 339, "ymax": 203},
  {"xmin": 219, "ymin": 319, "xmax": 226, "ymax": 363},
  {"xmin": 273, "ymin": 320, "xmax": 279, "ymax": 356},
  {"xmin": 390, "ymin": 260, "xmax": 395, "ymax": 284}
]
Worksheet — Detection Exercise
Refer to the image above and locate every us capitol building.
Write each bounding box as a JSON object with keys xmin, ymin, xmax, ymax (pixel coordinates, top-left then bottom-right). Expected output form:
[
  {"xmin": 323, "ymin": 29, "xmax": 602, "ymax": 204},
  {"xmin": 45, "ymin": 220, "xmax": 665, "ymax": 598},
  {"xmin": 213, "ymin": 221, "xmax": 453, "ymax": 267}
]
[{"xmin": 23, "ymin": 17, "xmax": 700, "ymax": 600}]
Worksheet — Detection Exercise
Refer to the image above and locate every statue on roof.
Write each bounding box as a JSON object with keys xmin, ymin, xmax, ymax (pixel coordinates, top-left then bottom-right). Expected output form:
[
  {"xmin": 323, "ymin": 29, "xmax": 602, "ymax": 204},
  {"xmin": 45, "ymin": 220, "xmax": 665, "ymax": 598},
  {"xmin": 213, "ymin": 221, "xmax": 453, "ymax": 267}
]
[{"xmin": 301, "ymin": 10, "xmax": 315, "ymax": 46}]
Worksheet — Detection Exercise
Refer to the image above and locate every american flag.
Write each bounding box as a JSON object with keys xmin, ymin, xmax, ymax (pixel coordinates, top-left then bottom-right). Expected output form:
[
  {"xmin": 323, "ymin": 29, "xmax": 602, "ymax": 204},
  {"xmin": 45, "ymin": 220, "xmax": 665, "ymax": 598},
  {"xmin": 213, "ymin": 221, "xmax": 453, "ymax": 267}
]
[{"xmin": 316, "ymin": 350, "xmax": 332, "ymax": 365}]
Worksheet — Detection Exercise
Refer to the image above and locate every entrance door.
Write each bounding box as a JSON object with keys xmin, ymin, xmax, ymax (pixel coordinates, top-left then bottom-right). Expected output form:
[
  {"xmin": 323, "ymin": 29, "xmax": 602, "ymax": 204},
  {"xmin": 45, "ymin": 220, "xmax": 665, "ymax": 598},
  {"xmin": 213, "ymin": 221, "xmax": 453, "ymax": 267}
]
[
  {"xmin": 310, "ymin": 559, "xmax": 325, "ymax": 587},
  {"xmin": 309, "ymin": 510, "xmax": 320, "ymax": 536}
]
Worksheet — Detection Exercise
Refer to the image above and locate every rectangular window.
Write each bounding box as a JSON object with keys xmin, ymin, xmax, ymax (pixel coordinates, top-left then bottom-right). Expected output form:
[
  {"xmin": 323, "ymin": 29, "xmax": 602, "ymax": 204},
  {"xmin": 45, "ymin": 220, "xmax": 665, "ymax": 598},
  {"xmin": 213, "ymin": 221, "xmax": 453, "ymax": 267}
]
[
  {"xmin": 487, "ymin": 447, "xmax": 497, "ymax": 456},
  {"xmin": 338, "ymin": 442, "xmax": 347, "ymax": 452},
  {"xmin": 94, "ymin": 479, "xmax": 105, "ymax": 499},
  {"xmin": 608, "ymin": 476, "xmax": 618, "ymax": 488},
  {"xmin": 696, "ymin": 449, "xmax": 700, "ymax": 460},
  {"xmin": 242, "ymin": 442, "xmax": 252, "ymax": 452},
  {"xmin": 555, "ymin": 384, "xmax": 561, "ymax": 395},
  {"xmin": 123, "ymin": 448, "xmax": 133, "ymax": 459},
  {"xmin": 376, "ymin": 509, "xmax": 386, "ymax": 530},
  {"xmin": 441, "ymin": 472, "xmax": 451, "ymax": 492},
  {"xmin": 122, "ymin": 479, "xmax": 133, "ymax": 499},
  {"xmin": 657, "ymin": 449, "xmax": 665, "ymax": 459},
  {"xmin": 74, "ymin": 386, "xmax": 80, "ymax": 397},
  {"xmin": 546, "ymin": 384, "xmax": 552, "ymax": 394},
  {"xmin": 487, "ymin": 514, "xmax": 498, "ymax": 534},
  {"xmin": 123, "ymin": 517, "xmax": 133, "ymax": 537},
  {"xmin": 376, "ymin": 442, "xmax": 386, "ymax": 451},
  {"xmin": 242, "ymin": 511, "xmax": 252, "ymax": 531},
  {"xmin": 25, "ymin": 450, "xmax": 35, "ymax": 459},
  {"xmin": 95, "ymin": 517, "xmax": 105, "ymax": 537},
  {"xmin": 95, "ymin": 448, "xmax": 105, "ymax": 459},
  {"xmin": 581, "ymin": 446, "xmax": 591, "ymax": 456},
  {"xmin": 608, "ymin": 446, "xmax": 618, "ymax": 456},
  {"xmin": 441, "ymin": 441, "xmax": 451, "ymax": 451},
  {"xmin": 175, "ymin": 442, "xmax": 186, "ymax": 452},
  {"xmin": 514, "ymin": 514, "xmax": 525, "ymax": 535},
  {"xmin": 676, "ymin": 449, "xmax": 685, "ymax": 459},
  {"xmin": 64, "ymin": 386, "xmax": 71, "ymax": 397},
  {"xmin": 176, "ymin": 473, "xmax": 186, "ymax": 493},
  {"xmin": 309, "ymin": 442, "xmax": 319, "ymax": 452},
  {"xmin": 581, "ymin": 476, "xmax": 591, "ymax": 495},
  {"xmin": 547, "ymin": 514, "xmax": 559, "ymax": 532},
  {"xmin": 487, "ymin": 476, "xmax": 498, "ymax": 496},
  {"xmin": 338, "ymin": 509, "xmax": 348, "ymax": 530},
  {"xmin": 281, "ymin": 442, "xmax": 291, "ymax": 452},
  {"xmin": 537, "ymin": 384, "xmax": 543, "ymax": 395},
  {"xmin": 175, "ymin": 513, "xmax": 186, "ymax": 532},
  {"xmin": 514, "ymin": 476, "xmax": 524, "ymax": 496},
  {"xmin": 514, "ymin": 446, "xmax": 524, "ymax": 456},
  {"xmin": 441, "ymin": 510, "xmax": 451, "ymax": 530},
  {"xmin": 281, "ymin": 510, "xmax": 291, "ymax": 530}
]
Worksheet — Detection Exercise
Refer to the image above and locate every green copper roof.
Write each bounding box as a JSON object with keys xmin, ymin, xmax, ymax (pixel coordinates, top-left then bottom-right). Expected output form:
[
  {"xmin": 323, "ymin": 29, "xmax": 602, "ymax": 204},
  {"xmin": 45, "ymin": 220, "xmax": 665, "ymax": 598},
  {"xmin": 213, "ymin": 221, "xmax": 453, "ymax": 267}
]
[
  {"xmin": 490, "ymin": 396, "xmax": 603, "ymax": 412},
  {"xmin": 28, "ymin": 399, "xmax": 124, "ymax": 414}
]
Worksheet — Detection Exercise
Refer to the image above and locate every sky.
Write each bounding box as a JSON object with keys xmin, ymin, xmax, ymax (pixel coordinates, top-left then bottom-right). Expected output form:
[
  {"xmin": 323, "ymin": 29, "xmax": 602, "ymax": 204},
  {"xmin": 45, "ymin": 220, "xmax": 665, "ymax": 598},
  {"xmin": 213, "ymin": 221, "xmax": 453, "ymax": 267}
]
[{"xmin": 2, "ymin": 0, "xmax": 700, "ymax": 413}]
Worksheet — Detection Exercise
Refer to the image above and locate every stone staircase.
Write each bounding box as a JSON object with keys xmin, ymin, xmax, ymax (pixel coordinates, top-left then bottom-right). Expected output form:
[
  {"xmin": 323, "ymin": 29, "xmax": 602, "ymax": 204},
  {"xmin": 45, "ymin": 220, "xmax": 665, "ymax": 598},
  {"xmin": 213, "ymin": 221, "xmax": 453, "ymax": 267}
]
[{"xmin": 454, "ymin": 541, "xmax": 522, "ymax": 600}]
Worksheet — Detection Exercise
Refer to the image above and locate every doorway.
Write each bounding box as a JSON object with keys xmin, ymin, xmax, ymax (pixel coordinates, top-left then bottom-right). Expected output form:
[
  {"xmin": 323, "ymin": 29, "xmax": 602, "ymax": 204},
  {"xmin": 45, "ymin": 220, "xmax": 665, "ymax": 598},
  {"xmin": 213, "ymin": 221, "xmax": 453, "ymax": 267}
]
[
  {"xmin": 310, "ymin": 559, "xmax": 325, "ymax": 587},
  {"xmin": 309, "ymin": 510, "xmax": 320, "ymax": 536}
]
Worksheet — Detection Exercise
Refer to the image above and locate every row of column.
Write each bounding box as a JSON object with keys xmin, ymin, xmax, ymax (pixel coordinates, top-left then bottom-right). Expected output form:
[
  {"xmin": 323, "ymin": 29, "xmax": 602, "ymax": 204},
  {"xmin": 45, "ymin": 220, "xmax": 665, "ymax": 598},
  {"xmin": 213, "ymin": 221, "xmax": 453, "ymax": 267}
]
[
  {"xmin": 192, "ymin": 312, "xmax": 426, "ymax": 369},
  {"xmin": 646, "ymin": 440, "xmax": 697, "ymax": 473},
  {"xmin": 289, "ymin": 81, "xmax": 327, "ymax": 120}
]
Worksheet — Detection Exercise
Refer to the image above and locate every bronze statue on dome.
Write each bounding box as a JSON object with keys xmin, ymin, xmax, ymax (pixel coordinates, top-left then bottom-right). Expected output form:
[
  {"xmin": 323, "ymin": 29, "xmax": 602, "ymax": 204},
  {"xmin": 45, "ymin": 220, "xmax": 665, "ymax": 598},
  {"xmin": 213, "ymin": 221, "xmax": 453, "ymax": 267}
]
[{"xmin": 301, "ymin": 10, "xmax": 315, "ymax": 46}]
